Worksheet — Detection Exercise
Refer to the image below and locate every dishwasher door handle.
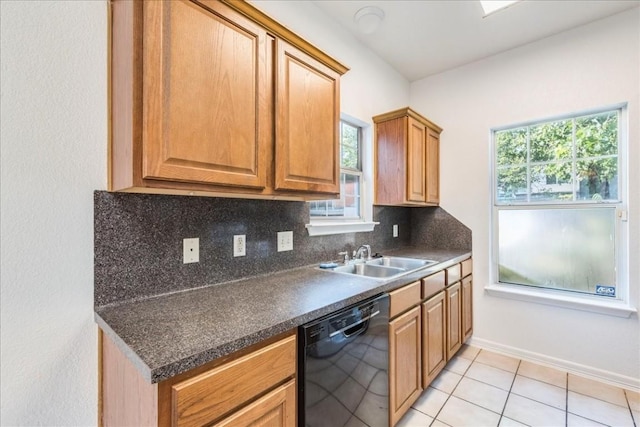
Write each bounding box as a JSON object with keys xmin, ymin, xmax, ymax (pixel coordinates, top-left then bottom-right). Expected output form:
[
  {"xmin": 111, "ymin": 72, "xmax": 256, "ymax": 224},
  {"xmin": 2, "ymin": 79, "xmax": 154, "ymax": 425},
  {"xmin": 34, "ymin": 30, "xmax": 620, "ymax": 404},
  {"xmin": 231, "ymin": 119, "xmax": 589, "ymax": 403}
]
[{"xmin": 329, "ymin": 310, "xmax": 380, "ymax": 338}]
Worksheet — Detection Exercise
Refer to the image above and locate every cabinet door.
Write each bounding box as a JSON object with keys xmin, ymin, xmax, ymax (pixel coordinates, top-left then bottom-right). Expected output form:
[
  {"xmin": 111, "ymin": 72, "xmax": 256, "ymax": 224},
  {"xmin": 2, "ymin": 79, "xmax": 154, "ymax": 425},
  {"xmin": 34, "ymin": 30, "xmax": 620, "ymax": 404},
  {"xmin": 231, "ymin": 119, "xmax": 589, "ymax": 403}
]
[
  {"xmin": 213, "ymin": 379, "xmax": 296, "ymax": 427},
  {"xmin": 422, "ymin": 291, "xmax": 446, "ymax": 388},
  {"xmin": 274, "ymin": 40, "xmax": 340, "ymax": 194},
  {"xmin": 425, "ymin": 127, "xmax": 440, "ymax": 204},
  {"xmin": 406, "ymin": 117, "xmax": 427, "ymax": 203},
  {"xmin": 462, "ymin": 275, "xmax": 473, "ymax": 343},
  {"xmin": 142, "ymin": 0, "xmax": 269, "ymax": 188},
  {"xmin": 446, "ymin": 283, "xmax": 462, "ymax": 361},
  {"xmin": 389, "ymin": 306, "xmax": 422, "ymax": 426}
]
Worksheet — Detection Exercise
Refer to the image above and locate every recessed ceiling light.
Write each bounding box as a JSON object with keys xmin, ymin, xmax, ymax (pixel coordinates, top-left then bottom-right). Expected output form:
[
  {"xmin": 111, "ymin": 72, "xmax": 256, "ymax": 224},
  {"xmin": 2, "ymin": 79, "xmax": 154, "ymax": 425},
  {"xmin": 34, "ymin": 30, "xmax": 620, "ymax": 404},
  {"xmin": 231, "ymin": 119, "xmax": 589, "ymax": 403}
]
[
  {"xmin": 354, "ymin": 6, "xmax": 385, "ymax": 35},
  {"xmin": 480, "ymin": 0, "xmax": 521, "ymax": 16}
]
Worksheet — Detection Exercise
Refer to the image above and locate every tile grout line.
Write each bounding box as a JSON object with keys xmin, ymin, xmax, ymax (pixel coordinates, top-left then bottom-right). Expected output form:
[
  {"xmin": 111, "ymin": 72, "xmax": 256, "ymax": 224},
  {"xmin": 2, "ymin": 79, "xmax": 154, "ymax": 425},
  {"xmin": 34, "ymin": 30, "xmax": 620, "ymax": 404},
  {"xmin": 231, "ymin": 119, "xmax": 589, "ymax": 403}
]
[
  {"xmin": 623, "ymin": 389, "xmax": 637, "ymax": 427},
  {"xmin": 497, "ymin": 358, "xmax": 522, "ymax": 426},
  {"xmin": 427, "ymin": 347, "xmax": 481, "ymax": 427}
]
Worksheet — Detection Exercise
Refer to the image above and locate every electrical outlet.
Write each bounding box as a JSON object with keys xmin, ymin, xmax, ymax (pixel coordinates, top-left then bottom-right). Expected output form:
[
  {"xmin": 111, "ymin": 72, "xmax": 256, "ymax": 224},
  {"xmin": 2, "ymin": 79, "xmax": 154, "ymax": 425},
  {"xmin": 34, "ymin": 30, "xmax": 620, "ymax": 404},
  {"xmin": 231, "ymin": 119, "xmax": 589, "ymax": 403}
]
[
  {"xmin": 233, "ymin": 235, "xmax": 246, "ymax": 257},
  {"xmin": 183, "ymin": 238, "xmax": 199, "ymax": 263},
  {"xmin": 277, "ymin": 231, "xmax": 293, "ymax": 252},
  {"xmin": 393, "ymin": 224, "xmax": 398, "ymax": 238}
]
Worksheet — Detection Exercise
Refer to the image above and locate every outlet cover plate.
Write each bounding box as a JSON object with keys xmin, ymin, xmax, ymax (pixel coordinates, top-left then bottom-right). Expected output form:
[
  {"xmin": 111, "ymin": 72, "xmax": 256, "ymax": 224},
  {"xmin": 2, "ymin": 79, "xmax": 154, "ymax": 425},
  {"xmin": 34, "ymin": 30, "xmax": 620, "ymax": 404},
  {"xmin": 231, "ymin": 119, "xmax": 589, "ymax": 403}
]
[
  {"xmin": 183, "ymin": 238, "xmax": 199, "ymax": 263},
  {"xmin": 277, "ymin": 231, "xmax": 293, "ymax": 252},
  {"xmin": 393, "ymin": 224, "xmax": 399, "ymax": 237},
  {"xmin": 233, "ymin": 235, "xmax": 246, "ymax": 257}
]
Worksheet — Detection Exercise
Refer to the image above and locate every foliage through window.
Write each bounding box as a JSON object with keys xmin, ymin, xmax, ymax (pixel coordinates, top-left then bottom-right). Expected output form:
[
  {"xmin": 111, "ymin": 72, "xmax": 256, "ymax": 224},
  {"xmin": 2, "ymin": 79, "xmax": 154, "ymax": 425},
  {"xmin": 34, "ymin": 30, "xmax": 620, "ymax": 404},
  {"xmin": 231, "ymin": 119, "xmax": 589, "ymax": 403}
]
[
  {"xmin": 310, "ymin": 121, "xmax": 362, "ymax": 219},
  {"xmin": 496, "ymin": 110, "xmax": 619, "ymax": 203},
  {"xmin": 493, "ymin": 107, "xmax": 624, "ymax": 299}
]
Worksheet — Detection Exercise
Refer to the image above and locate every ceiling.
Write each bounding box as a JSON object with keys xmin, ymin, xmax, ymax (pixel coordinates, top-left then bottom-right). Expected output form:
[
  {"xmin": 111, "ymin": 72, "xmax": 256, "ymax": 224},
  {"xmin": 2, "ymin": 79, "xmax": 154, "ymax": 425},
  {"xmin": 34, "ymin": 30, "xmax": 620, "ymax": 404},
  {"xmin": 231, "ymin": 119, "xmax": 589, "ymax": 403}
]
[{"xmin": 312, "ymin": 0, "xmax": 640, "ymax": 82}]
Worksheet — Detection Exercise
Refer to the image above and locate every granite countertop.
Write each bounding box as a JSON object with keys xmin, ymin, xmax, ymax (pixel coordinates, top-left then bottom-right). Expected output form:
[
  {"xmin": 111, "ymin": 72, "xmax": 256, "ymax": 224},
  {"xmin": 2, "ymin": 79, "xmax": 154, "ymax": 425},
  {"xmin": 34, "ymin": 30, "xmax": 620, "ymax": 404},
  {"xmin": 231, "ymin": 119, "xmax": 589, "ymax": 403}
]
[{"xmin": 95, "ymin": 247, "xmax": 471, "ymax": 383}]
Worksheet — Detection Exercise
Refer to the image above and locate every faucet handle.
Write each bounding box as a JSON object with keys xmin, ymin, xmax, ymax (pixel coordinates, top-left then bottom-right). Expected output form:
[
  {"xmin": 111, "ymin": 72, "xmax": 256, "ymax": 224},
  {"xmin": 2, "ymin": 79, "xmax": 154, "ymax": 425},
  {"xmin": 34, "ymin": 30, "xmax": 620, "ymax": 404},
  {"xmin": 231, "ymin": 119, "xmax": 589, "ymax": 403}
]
[{"xmin": 338, "ymin": 251, "xmax": 350, "ymax": 264}]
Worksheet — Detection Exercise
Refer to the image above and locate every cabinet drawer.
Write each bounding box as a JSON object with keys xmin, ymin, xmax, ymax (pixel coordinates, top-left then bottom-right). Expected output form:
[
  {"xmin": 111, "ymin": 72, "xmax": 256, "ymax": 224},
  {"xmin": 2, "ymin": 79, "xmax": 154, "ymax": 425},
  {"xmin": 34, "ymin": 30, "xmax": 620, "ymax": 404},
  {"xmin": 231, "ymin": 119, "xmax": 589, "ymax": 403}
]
[
  {"xmin": 446, "ymin": 264, "xmax": 461, "ymax": 285},
  {"xmin": 213, "ymin": 379, "xmax": 296, "ymax": 427},
  {"xmin": 172, "ymin": 334, "xmax": 296, "ymax": 427},
  {"xmin": 390, "ymin": 281, "xmax": 421, "ymax": 318},
  {"xmin": 461, "ymin": 258, "xmax": 472, "ymax": 278},
  {"xmin": 422, "ymin": 270, "xmax": 445, "ymax": 300}
]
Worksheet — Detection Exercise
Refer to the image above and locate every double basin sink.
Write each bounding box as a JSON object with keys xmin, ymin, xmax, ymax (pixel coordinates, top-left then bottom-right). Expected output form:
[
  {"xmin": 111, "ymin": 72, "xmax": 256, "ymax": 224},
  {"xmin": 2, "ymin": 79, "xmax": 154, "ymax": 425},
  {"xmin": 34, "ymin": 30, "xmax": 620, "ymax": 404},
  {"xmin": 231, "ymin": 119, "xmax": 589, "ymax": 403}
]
[{"xmin": 329, "ymin": 256, "xmax": 437, "ymax": 281}]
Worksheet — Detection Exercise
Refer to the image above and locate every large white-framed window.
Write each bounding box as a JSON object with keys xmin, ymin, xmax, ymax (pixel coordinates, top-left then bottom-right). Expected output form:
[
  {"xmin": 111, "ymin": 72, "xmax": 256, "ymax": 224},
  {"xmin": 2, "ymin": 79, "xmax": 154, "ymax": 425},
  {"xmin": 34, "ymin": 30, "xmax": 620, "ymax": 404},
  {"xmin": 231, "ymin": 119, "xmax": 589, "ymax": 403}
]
[
  {"xmin": 486, "ymin": 104, "xmax": 635, "ymax": 317},
  {"xmin": 306, "ymin": 115, "xmax": 378, "ymax": 236}
]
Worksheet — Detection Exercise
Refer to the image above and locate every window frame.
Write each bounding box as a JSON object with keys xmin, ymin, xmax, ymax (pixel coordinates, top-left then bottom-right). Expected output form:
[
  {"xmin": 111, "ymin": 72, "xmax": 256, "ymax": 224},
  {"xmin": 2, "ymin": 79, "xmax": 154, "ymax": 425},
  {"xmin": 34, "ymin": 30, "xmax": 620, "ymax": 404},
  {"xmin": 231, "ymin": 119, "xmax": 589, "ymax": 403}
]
[
  {"xmin": 487, "ymin": 103, "xmax": 635, "ymax": 317},
  {"xmin": 306, "ymin": 114, "xmax": 378, "ymax": 236}
]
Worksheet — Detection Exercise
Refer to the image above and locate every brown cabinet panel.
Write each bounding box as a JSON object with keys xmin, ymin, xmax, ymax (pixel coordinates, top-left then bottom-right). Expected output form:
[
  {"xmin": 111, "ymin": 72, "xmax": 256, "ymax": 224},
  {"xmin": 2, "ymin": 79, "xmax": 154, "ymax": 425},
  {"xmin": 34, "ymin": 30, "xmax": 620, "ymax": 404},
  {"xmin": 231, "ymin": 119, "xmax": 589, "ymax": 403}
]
[
  {"xmin": 422, "ymin": 270, "xmax": 445, "ymax": 300},
  {"xmin": 142, "ymin": 0, "xmax": 269, "ymax": 188},
  {"xmin": 407, "ymin": 117, "xmax": 427, "ymax": 203},
  {"xmin": 422, "ymin": 291, "xmax": 446, "ymax": 388},
  {"xmin": 274, "ymin": 40, "xmax": 340, "ymax": 194},
  {"xmin": 426, "ymin": 127, "xmax": 440, "ymax": 204},
  {"xmin": 446, "ymin": 263, "xmax": 461, "ymax": 285},
  {"xmin": 389, "ymin": 281, "xmax": 421, "ymax": 319},
  {"xmin": 389, "ymin": 306, "xmax": 422, "ymax": 426},
  {"xmin": 462, "ymin": 275, "xmax": 473, "ymax": 343},
  {"xmin": 461, "ymin": 258, "xmax": 473, "ymax": 278},
  {"xmin": 213, "ymin": 379, "xmax": 296, "ymax": 427},
  {"xmin": 374, "ymin": 117, "xmax": 408, "ymax": 206},
  {"xmin": 446, "ymin": 282, "xmax": 462, "ymax": 361}
]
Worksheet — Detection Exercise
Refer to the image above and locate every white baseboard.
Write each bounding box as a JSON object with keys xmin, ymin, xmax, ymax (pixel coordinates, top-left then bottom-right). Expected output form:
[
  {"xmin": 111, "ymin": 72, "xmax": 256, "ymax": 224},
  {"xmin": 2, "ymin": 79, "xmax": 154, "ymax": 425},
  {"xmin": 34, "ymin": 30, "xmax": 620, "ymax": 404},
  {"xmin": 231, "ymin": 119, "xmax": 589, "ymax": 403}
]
[{"xmin": 468, "ymin": 337, "xmax": 640, "ymax": 392}]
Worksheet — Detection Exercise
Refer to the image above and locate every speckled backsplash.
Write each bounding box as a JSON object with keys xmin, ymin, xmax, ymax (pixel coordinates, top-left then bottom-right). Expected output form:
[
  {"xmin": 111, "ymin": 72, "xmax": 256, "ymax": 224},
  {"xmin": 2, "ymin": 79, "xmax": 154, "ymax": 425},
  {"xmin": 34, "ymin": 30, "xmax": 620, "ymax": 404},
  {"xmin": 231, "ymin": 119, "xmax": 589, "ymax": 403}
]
[
  {"xmin": 410, "ymin": 207, "xmax": 472, "ymax": 250},
  {"xmin": 94, "ymin": 191, "xmax": 470, "ymax": 307}
]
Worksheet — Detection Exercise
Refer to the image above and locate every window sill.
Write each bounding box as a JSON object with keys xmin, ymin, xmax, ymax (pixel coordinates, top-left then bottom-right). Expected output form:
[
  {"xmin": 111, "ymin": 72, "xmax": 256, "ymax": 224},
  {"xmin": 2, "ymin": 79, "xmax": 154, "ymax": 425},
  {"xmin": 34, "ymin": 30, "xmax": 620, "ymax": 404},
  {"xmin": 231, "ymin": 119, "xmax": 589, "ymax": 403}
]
[
  {"xmin": 485, "ymin": 284, "xmax": 637, "ymax": 318},
  {"xmin": 305, "ymin": 221, "xmax": 379, "ymax": 236}
]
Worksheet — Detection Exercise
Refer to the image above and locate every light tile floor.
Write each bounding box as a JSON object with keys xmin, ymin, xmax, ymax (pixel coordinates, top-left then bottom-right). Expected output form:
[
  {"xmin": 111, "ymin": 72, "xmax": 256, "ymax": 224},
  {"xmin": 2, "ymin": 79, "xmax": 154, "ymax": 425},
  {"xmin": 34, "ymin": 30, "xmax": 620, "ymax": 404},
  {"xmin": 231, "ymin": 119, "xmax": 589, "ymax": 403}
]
[{"xmin": 397, "ymin": 345, "xmax": 639, "ymax": 427}]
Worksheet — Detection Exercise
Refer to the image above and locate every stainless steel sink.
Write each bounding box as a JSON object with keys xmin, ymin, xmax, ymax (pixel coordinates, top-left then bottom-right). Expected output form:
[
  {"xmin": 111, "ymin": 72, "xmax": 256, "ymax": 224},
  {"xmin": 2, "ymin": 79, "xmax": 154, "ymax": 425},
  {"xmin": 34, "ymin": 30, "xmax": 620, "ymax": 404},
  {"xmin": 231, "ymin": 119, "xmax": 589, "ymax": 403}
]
[
  {"xmin": 332, "ymin": 263, "xmax": 405, "ymax": 279},
  {"xmin": 326, "ymin": 256, "xmax": 437, "ymax": 280},
  {"xmin": 366, "ymin": 256, "xmax": 436, "ymax": 270}
]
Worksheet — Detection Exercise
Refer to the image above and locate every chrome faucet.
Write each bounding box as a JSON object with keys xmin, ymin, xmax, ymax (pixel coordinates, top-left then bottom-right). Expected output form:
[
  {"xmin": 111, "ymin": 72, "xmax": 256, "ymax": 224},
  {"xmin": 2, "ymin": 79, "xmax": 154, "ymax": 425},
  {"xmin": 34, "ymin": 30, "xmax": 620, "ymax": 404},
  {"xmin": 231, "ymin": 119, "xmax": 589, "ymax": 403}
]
[
  {"xmin": 338, "ymin": 251, "xmax": 350, "ymax": 264},
  {"xmin": 354, "ymin": 244, "xmax": 372, "ymax": 261}
]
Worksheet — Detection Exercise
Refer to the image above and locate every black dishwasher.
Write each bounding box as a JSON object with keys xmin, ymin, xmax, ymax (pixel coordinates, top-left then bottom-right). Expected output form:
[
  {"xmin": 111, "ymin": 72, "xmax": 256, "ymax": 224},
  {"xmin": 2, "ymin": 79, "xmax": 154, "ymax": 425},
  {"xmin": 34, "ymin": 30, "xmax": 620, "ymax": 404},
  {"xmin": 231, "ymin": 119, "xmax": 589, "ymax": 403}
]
[{"xmin": 299, "ymin": 294, "xmax": 390, "ymax": 427}]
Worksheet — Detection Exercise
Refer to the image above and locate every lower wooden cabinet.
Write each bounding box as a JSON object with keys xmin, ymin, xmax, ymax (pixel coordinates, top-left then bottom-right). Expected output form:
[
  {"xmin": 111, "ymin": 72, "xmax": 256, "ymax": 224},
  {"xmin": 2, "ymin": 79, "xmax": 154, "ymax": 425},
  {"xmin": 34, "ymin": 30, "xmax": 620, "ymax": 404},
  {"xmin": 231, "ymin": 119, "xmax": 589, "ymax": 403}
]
[
  {"xmin": 422, "ymin": 291, "xmax": 446, "ymax": 387},
  {"xmin": 462, "ymin": 275, "xmax": 473, "ymax": 343},
  {"xmin": 446, "ymin": 282, "xmax": 462, "ymax": 361},
  {"xmin": 100, "ymin": 330, "xmax": 297, "ymax": 427},
  {"xmin": 389, "ymin": 257, "xmax": 472, "ymax": 426},
  {"xmin": 389, "ymin": 305, "xmax": 422, "ymax": 427}
]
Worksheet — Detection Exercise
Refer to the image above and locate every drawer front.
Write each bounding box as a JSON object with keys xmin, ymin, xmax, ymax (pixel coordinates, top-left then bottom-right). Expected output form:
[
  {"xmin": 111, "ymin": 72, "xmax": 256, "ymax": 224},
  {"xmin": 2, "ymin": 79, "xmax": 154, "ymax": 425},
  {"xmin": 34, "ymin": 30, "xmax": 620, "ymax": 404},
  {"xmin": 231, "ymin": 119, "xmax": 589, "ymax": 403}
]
[
  {"xmin": 390, "ymin": 281, "xmax": 421, "ymax": 318},
  {"xmin": 461, "ymin": 258, "xmax": 472, "ymax": 278},
  {"xmin": 213, "ymin": 379, "xmax": 296, "ymax": 427},
  {"xmin": 422, "ymin": 270, "xmax": 445, "ymax": 300},
  {"xmin": 446, "ymin": 264, "xmax": 461, "ymax": 285},
  {"xmin": 172, "ymin": 334, "xmax": 296, "ymax": 427}
]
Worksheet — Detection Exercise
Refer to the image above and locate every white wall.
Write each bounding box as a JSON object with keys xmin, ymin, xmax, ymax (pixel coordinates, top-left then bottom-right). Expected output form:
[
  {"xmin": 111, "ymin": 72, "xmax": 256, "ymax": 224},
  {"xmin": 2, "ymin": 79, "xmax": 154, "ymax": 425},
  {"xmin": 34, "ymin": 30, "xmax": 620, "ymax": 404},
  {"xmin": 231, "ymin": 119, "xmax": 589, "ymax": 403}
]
[
  {"xmin": 410, "ymin": 9, "xmax": 640, "ymax": 386},
  {"xmin": 0, "ymin": 1, "xmax": 409, "ymax": 425},
  {"xmin": 0, "ymin": 1, "xmax": 107, "ymax": 425}
]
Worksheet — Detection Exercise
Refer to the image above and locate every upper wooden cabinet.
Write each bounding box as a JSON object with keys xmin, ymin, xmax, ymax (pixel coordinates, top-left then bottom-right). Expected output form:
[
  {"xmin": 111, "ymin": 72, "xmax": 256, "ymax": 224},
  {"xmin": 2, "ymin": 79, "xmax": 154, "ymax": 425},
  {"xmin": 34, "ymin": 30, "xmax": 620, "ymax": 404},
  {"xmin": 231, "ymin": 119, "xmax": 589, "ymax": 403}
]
[
  {"xmin": 140, "ymin": 0, "xmax": 269, "ymax": 190},
  {"xmin": 274, "ymin": 40, "xmax": 340, "ymax": 194},
  {"xmin": 373, "ymin": 107, "xmax": 442, "ymax": 206},
  {"xmin": 110, "ymin": 0, "xmax": 347, "ymax": 200}
]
